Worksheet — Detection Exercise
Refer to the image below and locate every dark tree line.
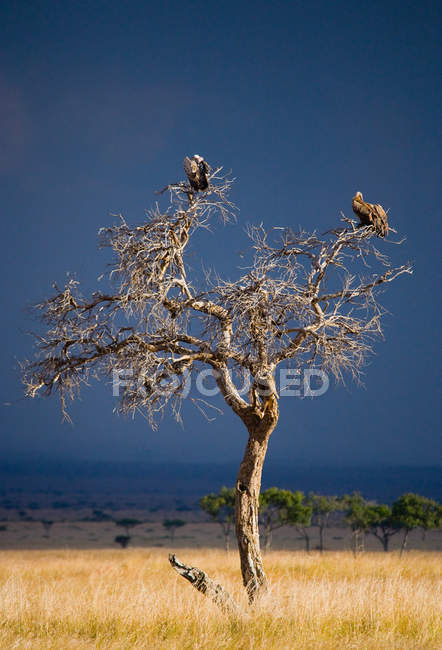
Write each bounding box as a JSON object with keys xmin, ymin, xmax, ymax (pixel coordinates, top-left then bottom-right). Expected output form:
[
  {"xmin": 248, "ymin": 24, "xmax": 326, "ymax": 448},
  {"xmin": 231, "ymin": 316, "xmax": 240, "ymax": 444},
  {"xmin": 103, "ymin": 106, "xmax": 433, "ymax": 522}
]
[{"xmin": 200, "ymin": 488, "xmax": 441, "ymax": 554}]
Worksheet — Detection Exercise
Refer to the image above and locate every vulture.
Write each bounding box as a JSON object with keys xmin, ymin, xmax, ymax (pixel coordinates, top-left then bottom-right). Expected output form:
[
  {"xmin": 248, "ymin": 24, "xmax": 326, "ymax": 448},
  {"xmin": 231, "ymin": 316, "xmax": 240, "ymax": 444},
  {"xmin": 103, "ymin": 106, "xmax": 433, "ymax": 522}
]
[
  {"xmin": 183, "ymin": 154, "xmax": 210, "ymax": 192},
  {"xmin": 352, "ymin": 191, "xmax": 389, "ymax": 237}
]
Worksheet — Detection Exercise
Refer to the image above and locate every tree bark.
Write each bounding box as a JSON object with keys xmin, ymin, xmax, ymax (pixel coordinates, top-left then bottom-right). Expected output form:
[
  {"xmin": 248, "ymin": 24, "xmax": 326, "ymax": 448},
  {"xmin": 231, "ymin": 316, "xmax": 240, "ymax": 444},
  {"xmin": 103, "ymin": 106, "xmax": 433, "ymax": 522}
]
[
  {"xmin": 235, "ymin": 398, "xmax": 279, "ymax": 602},
  {"xmin": 383, "ymin": 536, "xmax": 389, "ymax": 552}
]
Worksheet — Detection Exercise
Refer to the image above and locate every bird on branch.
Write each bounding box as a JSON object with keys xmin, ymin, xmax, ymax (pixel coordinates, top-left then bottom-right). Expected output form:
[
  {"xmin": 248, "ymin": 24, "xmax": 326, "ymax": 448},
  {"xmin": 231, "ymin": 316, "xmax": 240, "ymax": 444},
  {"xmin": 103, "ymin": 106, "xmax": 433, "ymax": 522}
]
[
  {"xmin": 352, "ymin": 191, "xmax": 389, "ymax": 237},
  {"xmin": 183, "ymin": 155, "xmax": 210, "ymax": 193}
]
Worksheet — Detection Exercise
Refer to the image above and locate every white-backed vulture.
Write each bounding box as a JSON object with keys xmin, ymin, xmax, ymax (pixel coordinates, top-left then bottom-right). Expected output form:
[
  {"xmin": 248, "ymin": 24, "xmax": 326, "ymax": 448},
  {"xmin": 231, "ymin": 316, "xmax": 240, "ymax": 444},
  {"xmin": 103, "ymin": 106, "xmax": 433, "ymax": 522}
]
[
  {"xmin": 352, "ymin": 191, "xmax": 389, "ymax": 237},
  {"xmin": 183, "ymin": 154, "xmax": 210, "ymax": 192}
]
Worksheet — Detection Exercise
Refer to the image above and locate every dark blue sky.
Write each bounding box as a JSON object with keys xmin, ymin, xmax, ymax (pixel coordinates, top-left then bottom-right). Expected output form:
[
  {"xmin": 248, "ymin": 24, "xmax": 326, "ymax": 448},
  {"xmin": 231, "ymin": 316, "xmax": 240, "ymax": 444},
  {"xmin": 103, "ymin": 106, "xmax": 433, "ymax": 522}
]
[{"xmin": 1, "ymin": 0, "xmax": 441, "ymax": 465}]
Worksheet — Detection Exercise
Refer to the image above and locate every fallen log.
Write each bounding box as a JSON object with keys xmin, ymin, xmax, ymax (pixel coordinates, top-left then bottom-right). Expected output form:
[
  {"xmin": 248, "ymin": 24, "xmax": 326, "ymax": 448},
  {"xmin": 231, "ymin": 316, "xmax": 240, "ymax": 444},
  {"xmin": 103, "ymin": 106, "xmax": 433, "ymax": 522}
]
[{"xmin": 168, "ymin": 554, "xmax": 240, "ymax": 614}]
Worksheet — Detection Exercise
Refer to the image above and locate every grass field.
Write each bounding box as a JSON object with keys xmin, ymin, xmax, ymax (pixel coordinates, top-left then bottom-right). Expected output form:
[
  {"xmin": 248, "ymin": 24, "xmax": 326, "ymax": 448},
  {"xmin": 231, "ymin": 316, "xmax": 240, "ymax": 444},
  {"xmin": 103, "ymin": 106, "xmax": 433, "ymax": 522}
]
[{"xmin": 0, "ymin": 548, "xmax": 440, "ymax": 649}]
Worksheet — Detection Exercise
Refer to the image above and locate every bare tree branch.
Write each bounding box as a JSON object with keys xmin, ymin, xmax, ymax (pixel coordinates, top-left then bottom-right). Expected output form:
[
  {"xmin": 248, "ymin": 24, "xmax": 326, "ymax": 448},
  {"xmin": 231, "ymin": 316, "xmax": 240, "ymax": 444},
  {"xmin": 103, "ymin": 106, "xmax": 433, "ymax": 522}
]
[{"xmin": 22, "ymin": 167, "xmax": 411, "ymax": 425}]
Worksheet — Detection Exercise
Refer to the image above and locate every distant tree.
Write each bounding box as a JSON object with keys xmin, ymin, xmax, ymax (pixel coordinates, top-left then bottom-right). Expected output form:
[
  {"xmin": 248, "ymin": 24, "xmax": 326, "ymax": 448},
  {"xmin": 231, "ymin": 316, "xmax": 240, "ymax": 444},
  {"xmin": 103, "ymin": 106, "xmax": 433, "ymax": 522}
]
[
  {"xmin": 115, "ymin": 518, "xmax": 142, "ymax": 536},
  {"xmin": 309, "ymin": 494, "xmax": 339, "ymax": 552},
  {"xmin": 114, "ymin": 535, "xmax": 131, "ymax": 548},
  {"xmin": 163, "ymin": 519, "xmax": 186, "ymax": 543},
  {"xmin": 41, "ymin": 520, "xmax": 54, "ymax": 536},
  {"xmin": 341, "ymin": 493, "xmax": 372, "ymax": 554},
  {"xmin": 176, "ymin": 502, "xmax": 192, "ymax": 512},
  {"xmin": 365, "ymin": 504, "xmax": 400, "ymax": 552},
  {"xmin": 392, "ymin": 493, "xmax": 439, "ymax": 556},
  {"xmin": 419, "ymin": 499, "xmax": 442, "ymax": 541},
  {"xmin": 286, "ymin": 492, "xmax": 313, "ymax": 552},
  {"xmin": 199, "ymin": 487, "xmax": 235, "ymax": 552},
  {"xmin": 259, "ymin": 488, "xmax": 296, "ymax": 551},
  {"xmin": 92, "ymin": 509, "xmax": 112, "ymax": 522},
  {"xmin": 22, "ymin": 158, "xmax": 411, "ymax": 606}
]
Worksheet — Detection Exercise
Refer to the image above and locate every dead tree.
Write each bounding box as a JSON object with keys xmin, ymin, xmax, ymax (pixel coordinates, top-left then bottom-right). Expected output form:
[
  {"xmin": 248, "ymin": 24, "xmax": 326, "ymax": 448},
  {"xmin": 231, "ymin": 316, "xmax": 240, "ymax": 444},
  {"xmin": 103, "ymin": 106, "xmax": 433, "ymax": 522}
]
[{"xmin": 22, "ymin": 162, "xmax": 411, "ymax": 605}]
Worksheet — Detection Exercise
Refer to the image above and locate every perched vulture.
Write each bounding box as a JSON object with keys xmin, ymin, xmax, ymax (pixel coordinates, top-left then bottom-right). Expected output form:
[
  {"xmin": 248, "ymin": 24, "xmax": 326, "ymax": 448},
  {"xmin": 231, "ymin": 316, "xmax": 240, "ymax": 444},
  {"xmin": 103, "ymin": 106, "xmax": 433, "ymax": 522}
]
[
  {"xmin": 352, "ymin": 191, "xmax": 389, "ymax": 237},
  {"xmin": 183, "ymin": 154, "xmax": 210, "ymax": 192}
]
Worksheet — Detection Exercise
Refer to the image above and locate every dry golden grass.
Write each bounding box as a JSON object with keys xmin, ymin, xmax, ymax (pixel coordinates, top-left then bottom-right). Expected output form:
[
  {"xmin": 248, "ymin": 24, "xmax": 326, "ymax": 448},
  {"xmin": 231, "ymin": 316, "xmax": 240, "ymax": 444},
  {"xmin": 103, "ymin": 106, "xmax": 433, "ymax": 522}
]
[{"xmin": 0, "ymin": 548, "xmax": 440, "ymax": 649}]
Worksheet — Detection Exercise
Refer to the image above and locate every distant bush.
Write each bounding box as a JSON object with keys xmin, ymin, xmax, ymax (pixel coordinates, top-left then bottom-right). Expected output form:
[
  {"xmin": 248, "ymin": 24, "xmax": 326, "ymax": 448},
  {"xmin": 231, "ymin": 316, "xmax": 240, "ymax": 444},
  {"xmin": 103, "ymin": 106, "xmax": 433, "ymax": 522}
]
[
  {"xmin": 92, "ymin": 509, "xmax": 112, "ymax": 521},
  {"xmin": 115, "ymin": 518, "xmax": 142, "ymax": 535},
  {"xmin": 163, "ymin": 519, "xmax": 186, "ymax": 543}
]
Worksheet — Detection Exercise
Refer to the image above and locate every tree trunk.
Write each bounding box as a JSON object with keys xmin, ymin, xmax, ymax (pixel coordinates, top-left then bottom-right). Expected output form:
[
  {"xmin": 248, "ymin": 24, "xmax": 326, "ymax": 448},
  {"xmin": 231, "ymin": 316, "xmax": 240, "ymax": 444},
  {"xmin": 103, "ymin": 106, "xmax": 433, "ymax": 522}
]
[
  {"xmin": 224, "ymin": 531, "xmax": 230, "ymax": 553},
  {"xmin": 264, "ymin": 527, "xmax": 272, "ymax": 553},
  {"xmin": 352, "ymin": 530, "xmax": 364, "ymax": 556},
  {"xmin": 400, "ymin": 529, "xmax": 409, "ymax": 557},
  {"xmin": 319, "ymin": 525, "xmax": 325, "ymax": 553},
  {"xmin": 235, "ymin": 401, "xmax": 279, "ymax": 602},
  {"xmin": 383, "ymin": 535, "xmax": 389, "ymax": 552},
  {"xmin": 297, "ymin": 527, "xmax": 310, "ymax": 553},
  {"xmin": 169, "ymin": 394, "xmax": 278, "ymax": 607}
]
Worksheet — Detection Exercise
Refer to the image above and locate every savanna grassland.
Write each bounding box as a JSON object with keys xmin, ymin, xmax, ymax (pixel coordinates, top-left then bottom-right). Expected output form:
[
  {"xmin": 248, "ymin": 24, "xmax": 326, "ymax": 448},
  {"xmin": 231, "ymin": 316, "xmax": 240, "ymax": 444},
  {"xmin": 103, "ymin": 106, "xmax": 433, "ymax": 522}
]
[{"xmin": 0, "ymin": 548, "xmax": 440, "ymax": 649}]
